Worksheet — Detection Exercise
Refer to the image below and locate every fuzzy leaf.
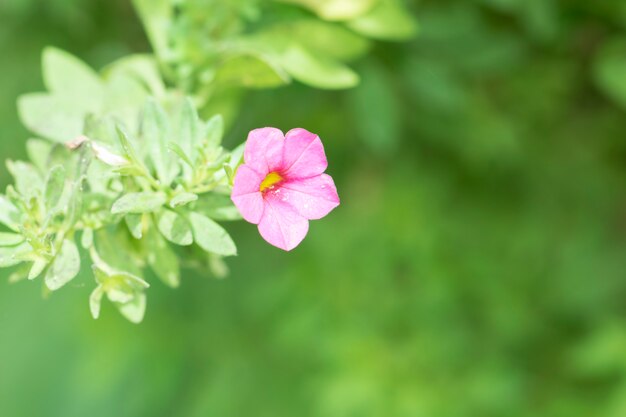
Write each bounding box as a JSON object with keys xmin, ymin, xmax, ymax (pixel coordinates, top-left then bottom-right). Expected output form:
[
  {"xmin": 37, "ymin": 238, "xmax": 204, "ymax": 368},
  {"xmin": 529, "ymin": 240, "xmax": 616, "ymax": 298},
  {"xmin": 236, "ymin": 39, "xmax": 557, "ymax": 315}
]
[
  {"xmin": 18, "ymin": 93, "xmax": 87, "ymax": 143},
  {"xmin": 156, "ymin": 210, "xmax": 193, "ymax": 246},
  {"xmin": 7, "ymin": 160, "xmax": 43, "ymax": 199},
  {"xmin": 145, "ymin": 228, "xmax": 180, "ymax": 288},
  {"xmin": 196, "ymin": 194, "xmax": 242, "ymax": 221},
  {"xmin": 0, "ymin": 243, "xmax": 31, "ymax": 267},
  {"xmin": 44, "ymin": 165, "xmax": 66, "ymax": 212},
  {"xmin": 44, "ymin": 239, "xmax": 80, "ymax": 290},
  {"xmin": 89, "ymin": 284, "xmax": 104, "ymax": 319},
  {"xmin": 169, "ymin": 192, "xmax": 198, "ymax": 208},
  {"xmin": 0, "ymin": 196, "xmax": 22, "ymax": 231},
  {"xmin": 125, "ymin": 214, "xmax": 144, "ymax": 239},
  {"xmin": 188, "ymin": 212, "xmax": 237, "ymax": 256},
  {"xmin": 43, "ymin": 47, "xmax": 104, "ymax": 106},
  {"xmin": 111, "ymin": 192, "xmax": 167, "ymax": 214}
]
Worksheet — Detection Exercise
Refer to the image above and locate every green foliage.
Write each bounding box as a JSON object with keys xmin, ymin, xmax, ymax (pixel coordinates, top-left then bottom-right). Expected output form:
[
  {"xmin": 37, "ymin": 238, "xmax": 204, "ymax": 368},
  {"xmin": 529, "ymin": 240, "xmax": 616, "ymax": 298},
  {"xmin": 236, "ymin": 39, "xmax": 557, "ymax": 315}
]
[
  {"xmin": 7, "ymin": 48, "xmax": 246, "ymax": 322},
  {"xmin": 132, "ymin": 0, "xmax": 416, "ymax": 121}
]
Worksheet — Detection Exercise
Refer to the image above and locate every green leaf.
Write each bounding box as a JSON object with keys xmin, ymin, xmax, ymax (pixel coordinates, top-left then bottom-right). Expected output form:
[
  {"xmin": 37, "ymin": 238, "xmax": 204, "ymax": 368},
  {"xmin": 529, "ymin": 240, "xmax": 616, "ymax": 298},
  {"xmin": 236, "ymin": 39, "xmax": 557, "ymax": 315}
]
[
  {"xmin": 205, "ymin": 114, "xmax": 224, "ymax": 149},
  {"xmin": 94, "ymin": 228, "xmax": 143, "ymax": 276},
  {"xmin": 116, "ymin": 293, "xmax": 147, "ymax": 324},
  {"xmin": 175, "ymin": 98, "xmax": 199, "ymax": 160},
  {"xmin": 18, "ymin": 93, "xmax": 87, "ymax": 143},
  {"xmin": 142, "ymin": 99, "xmax": 178, "ymax": 184},
  {"xmin": 26, "ymin": 139, "xmax": 53, "ymax": 172},
  {"xmin": 42, "ymin": 47, "xmax": 104, "ymax": 106},
  {"xmin": 89, "ymin": 284, "xmax": 104, "ymax": 319},
  {"xmin": 81, "ymin": 228, "xmax": 94, "ymax": 249},
  {"xmin": 0, "ymin": 243, "xmax": 31, "ymax": 267},
  {"xmin": 216, "ymin": 53, "xmax": 290, "ymax": 89},
  {"xmin": 111, "ymin": 191, "xmax": 167, "ymax": 214},
  {"xmin": 125, "ymin": 214, "xmax": 144, "ymax": 239},
  {"xmin": 188, "ymin": 212, "xmax": 237, "ymax": 256},
  {"xmin": 115, "ymin": 126, "xmax": 143, "ymax": 168},
  {"xmin": 287, "ymin": 19, "xmax": 370, "ymax": 61},
  {"xmin": 44, "ymin": 165, "xmax": 66, "ymax": 212},
  {"xmin": 44, "ymin": 239, "xmax": 80, "ymax": 290},
  {"xmin": 28, "ymin": 257, "xmax": 48, "ymax": 280},
  {"xmin": 277, "ymin": 44, "xmax": 359, "ymax": 89},
  {"xmin": 280, "ymin": 0, "xmax": 379, "ymax": 21},
  {"xmin": 0, "ymin": 232, "xmax": 25, "ymax": 246},
  {"xmin": 156, "ymin": 210, "xmax": 193, "ymax": 246},
  {"xmin": 0, "ymin": 196, "xmax": 22, "ymax": 231},
  {"xmin": 196, "ymin": 194, "xmax": 242, "ymax": 221},
  {"xmin": 169, "ymin": 192, "xmax": 198, "ymax": 208},
  {"xmin": 132, "ymin": 0, "xmax": 172, "ymax": 62},
  {"xmin": 145, "ymin": 227, "xmax": 180, "ymax": 288},
  {"xmin": 7, "ymin": 160, "xmax": 43, "ymax": 199},
  {"xmin": 104, "ymin": 54, "xmax": 165, "ymax": 98},
  {"xmin": 594, "ymin": 38, "xmax": 626, "ymax": 110},
  {"xmin": 347, "ymin": 0, "xmax": 418, "ymax": 40},
  {"xmin": 167, "ymin": 142, "xmax": 194, "ymax": 168}
]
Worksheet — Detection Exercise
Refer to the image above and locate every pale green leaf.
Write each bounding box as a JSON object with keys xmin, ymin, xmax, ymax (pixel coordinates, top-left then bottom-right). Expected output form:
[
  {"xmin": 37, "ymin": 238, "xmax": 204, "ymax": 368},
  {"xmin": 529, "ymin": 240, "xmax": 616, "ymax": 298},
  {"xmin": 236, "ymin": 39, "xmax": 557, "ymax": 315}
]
[
  {"xmin": 0, "ymin": 196, "xmax": 21, "ymax": 231},
  {"xmin": 125, "ymin": 214, "xmax": 144, "ymax": 239},
  {"xmin": 44, "ymin": 239, "xmax": 80, "ymax": 290},
  {"xmin": 145, "ymin": 227, "xmax": 180, "ymax": 288},
  {"xmin": 18, "ymin": 93, "xmax": 87, "ymax": 143},
  {"xmin": 347, "ymin": 0, "xmax": 418, "ymax": 40},
  {"xmin": 42, "ymin": 47, "xmax": 104, "ymax": 106},
  {"xmin": 81, "ymin": 228, "xmax": 94, "ymax": 249},
  {"xmin": 156, "ymin": 210, "xmax": 193, "ymax": 246},
  {"xmin": 104, "ymin": 54, "xmax": 165, "ymax": 98},
  {"xmin": 279, "ymin": 0, "xmax": 379, "ymax": 21},
  {"xmin": 196, "ymin": 194, "xmax": 242, "ymax": 221},
  {"xmin": 188, "ymin": 212, "xmax": 237, "ymax": 256},
  {"xmin": 44, "ymin": 165, "xmax": 66, "ymax": 212},
  {"xmin": 0, "ymin": 243, "xmax": 31, "ymax": 267},
  {"xmin": 142, "ymin": 99, "xmax": 178, "ymax": 184},
  {"xmin": 7, "ymin": 160, "xmax": 43, "ymax": 199},
  {"xmin": 89, "ymin": 284, "xmax": 104, "ymax": 319},
  {"xmin": 111, "ymin": 191, "xmax": 167, "ymax": 214},
  {"xmin": 26, "ymin": 139, "xmax": 53, "ymax": 173},
  {"xmin": 28, "ymin": 257, "xmax": 48, "ymax": 280},
  {"xmin": 216, "ymin": 53, "xmax": 290, "ymax": 89},
  {"xmin": 278, "ymin": 44, "xmax": 359, "ymax": 89},
  {"xmin": 116, "ymin": 292, "xmax": 147, "ymax": 324},
  {"xmin": 0, "ymin": 232, "xmax": 25, "ymax": 246},
  {"xmin": 169, "ymin": 192, "xmax": 198, "ymax": 208}
]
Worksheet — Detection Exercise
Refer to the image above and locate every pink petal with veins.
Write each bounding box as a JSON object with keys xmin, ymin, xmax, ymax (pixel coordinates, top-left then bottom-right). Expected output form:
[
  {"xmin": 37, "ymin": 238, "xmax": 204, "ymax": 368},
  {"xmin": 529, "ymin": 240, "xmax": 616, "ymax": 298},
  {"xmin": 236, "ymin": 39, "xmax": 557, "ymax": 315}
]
[
  {"xmin": 257, "ymin": 198, "xmax": 309, "ymax": 251},
  {"xmin": 231, "ymin": 165, "xmax": 265, "ymax": 223},
  {"xmin": 282, "ymin": 128, "xmax": 328, "ymax": 179},
  {"xmin": 270, "ymin": 174, "xmax": 339, "ymax": 220},
  {"xmin": 244, "ymin": 127, "xmax": 284, "ymax": 174}
]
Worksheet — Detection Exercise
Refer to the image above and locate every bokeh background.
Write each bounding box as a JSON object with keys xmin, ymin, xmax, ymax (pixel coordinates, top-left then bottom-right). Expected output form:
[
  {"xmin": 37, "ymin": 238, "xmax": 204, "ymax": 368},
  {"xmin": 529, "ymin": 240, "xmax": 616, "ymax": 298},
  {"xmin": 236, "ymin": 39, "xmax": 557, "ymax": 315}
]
[{"xmin": 2, "ymin": 0, "xmax": 626, "ymax": 416}]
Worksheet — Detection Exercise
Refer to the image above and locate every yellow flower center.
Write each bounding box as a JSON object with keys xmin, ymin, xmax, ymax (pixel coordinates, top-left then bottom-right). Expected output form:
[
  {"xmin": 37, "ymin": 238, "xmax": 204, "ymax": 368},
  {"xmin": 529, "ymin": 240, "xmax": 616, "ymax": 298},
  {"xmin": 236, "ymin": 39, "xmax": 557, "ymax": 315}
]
[{"xmin": 260, "ymin": 172, "xmax": 283, "ymax": 192}]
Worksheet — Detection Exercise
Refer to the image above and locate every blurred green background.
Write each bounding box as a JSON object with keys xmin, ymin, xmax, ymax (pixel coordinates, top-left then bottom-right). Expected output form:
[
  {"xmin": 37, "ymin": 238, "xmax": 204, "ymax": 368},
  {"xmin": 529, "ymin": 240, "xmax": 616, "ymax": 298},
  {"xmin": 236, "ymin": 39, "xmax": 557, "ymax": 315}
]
[{"xmin": 2, "ymin": 0, "xmax": 626, "ymax": 416}]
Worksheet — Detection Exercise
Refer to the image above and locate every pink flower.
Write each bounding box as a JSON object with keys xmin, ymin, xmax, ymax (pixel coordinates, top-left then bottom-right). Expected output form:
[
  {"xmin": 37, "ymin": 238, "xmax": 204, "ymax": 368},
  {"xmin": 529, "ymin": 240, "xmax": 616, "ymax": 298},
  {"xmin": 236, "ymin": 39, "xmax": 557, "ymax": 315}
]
[{"xmin": 231, "ymin": 127, "xmax": 340, "ymax": 251}]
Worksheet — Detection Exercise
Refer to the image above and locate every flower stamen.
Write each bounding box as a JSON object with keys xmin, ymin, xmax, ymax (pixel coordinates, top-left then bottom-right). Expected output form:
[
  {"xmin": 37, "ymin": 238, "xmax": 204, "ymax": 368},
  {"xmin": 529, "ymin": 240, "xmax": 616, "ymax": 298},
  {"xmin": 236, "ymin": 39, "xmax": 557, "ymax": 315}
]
[{"xmin": 259, "ymin": 171, "xmax": 283, "ymax": 192}]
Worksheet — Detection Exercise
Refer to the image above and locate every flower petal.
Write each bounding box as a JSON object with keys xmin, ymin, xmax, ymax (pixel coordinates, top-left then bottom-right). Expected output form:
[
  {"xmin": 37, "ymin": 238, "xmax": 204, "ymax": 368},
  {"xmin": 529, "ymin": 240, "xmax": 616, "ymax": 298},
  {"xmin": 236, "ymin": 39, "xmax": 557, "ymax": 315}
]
[
  {"xmin": 274, "ymin": 174, "xmax": 339, "ymax": 220},
  {"xmin": 283, "ymin": 128, "xmax": 328, "ymax": 179},
  {"xmin": 232, "ymin": 165, "xmax": 265, "ymax": 224},
  {"xmin": 258, "ymin": 198, "xmax": 309, "ymax": 251},
  {"xmin": 244, "ymin": 127, "xmax": 285, "ymax": 173}
]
